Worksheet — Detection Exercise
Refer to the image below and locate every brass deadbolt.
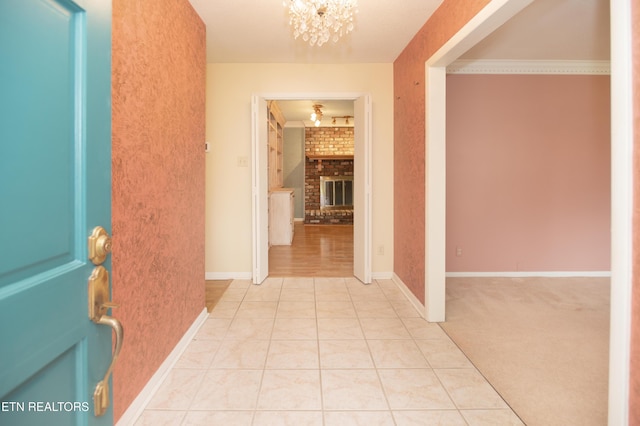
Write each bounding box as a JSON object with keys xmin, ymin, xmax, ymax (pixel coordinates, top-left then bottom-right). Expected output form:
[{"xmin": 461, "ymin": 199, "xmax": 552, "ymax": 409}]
[{"xmin": 88, "ymin": 226, "xmax": 112, "ymax": 265}]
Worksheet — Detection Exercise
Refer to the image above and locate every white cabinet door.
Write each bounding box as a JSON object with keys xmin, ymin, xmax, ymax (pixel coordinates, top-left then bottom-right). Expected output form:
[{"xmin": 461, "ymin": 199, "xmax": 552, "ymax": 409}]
[{"xmin": 269, "ymin": 189, "xmax": 294, "ymax": 245}]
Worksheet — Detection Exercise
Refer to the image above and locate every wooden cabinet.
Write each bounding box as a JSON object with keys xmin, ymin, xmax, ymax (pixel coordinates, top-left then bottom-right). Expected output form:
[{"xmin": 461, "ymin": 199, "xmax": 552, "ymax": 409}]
[
  {"xmin": 269, "ymin": 188, "xmax": 295, "ymax": 245},
  {"xmin": 268, "ymin": 101, "xmax": 285, "ymax": 190}
]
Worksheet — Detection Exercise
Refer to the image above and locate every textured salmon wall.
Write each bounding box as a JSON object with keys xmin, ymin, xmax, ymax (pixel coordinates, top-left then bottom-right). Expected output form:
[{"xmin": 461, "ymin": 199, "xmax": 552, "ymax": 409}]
[
  {"xmin": 630, "ymin": 0, "xmax": 640, "ymax": 421},
  {"xmin": 111, "ymin": 0, "xmax": 205, "ymax": 420},
  {"xmin": 394, "ymin": 0, "xmax": 491, "ymax": 304}
]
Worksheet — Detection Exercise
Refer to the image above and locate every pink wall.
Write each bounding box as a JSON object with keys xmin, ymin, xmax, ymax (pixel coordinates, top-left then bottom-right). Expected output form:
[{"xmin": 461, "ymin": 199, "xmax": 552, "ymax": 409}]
[
  {"xmin": 446, "ymin": 74, "xmax": 611, "ymax": 272},
  {"xmin": 111, "ymin": 0, "xmax": 206, "ymax": 420},
  {"xmin": 394, "ymin": 0, "xmax": 491, "ymax": 304},
  {"xmin": 629, "ymin": 0, "xmax": 640, "ymax": 421}
]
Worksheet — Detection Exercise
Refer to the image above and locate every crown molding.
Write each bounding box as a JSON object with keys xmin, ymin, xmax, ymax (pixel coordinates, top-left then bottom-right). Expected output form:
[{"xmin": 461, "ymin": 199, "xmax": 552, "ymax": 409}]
[{"xmin": 447, "ymin": 59, "xmax": 611, "ymax": 75}]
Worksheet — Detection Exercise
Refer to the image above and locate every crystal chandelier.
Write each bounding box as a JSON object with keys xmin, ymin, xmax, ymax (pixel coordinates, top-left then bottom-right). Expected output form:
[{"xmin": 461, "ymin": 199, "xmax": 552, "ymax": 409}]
[{"xmin": 284, "ymin": 0, "xmax": 358, "ymax": 47}]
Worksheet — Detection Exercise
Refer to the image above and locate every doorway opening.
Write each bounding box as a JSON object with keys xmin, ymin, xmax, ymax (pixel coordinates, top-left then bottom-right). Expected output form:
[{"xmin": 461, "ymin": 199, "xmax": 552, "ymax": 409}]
[
  {"xmin": 251, "ymin": 93, "xmax": 372, "ymax": 284},
  {"xmin": 423, "ymin": 0, "xmax": 630, "ymax": 423},
  {"xmin": 268, "ymin": 99, "xmax": 355, "ymax": 277}
]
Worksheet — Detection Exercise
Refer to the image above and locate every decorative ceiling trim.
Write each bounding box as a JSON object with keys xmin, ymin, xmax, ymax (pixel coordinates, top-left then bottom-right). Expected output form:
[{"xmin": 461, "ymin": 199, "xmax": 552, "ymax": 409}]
[{"xmin": 447, "ymin": 59, "xmax": 611, "ymax": 75}]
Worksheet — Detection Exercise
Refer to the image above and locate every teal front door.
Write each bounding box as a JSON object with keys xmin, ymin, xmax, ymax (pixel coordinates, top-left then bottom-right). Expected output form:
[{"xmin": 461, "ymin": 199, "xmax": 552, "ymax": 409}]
[{"xmin": 0, "ymin": 0, "xmax": 115, "ymax": 425}]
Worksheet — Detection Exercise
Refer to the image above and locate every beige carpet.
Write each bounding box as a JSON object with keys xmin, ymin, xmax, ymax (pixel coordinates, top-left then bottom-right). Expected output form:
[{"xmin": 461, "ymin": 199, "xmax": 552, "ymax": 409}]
[{"xmin": 440, "ymin": 277, "xmax": 610, "ymax": 426}]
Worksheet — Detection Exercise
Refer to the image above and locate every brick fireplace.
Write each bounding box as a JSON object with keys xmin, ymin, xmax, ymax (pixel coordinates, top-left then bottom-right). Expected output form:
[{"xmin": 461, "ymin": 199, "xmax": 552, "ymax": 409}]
[{"xmin": 304, "ymin": 127, "xmax": 354, "ymax": 225}]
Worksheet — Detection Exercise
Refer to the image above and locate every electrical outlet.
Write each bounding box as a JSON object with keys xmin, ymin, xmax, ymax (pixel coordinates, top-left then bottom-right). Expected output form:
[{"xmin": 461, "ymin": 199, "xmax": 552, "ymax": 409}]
[
  {"xmin": 456, "ymin": 246, "xmax": 462, "ymax": 257},
  {"xmin": 377, "ymin": 245, "xmax": 384, "ymax": 255},
  {"xmin": 237, "ymin": 156, "xmax": 249, "ymax": 167}
]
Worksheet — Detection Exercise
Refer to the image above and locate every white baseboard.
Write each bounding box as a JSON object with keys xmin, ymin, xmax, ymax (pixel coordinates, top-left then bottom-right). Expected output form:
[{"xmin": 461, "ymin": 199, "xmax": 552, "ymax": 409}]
[
  {"xmin": 116, "ymin": 308, "xmax": 209, "ymax": 426},
  {"xmin": 372, "ymin": 272, "xmax": 394, "ymax": 280},
  {"xmin": 205, "ymin": 272, "xmax": 252, "ymax": 280},
  {"xmin": 206, "ymin": 272, "xmax": 395, "ymax": 281},
  {"xmin": 445, "ymin": 271, "xmax": 612, "ymax": 278},
  {"xmin": 391, "ymin": 273, "xmax": 426, "ymax": 320}
]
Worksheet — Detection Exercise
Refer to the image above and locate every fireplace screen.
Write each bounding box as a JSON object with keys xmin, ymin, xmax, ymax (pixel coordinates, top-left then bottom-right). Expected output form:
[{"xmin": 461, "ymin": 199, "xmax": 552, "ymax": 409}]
[{"xmin": 320, "ymin": 176, "xmax": 353, "ymax": 208}]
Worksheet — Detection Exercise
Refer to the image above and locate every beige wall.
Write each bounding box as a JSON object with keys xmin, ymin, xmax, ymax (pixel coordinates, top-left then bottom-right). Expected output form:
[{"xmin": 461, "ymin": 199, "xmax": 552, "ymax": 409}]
[{"xmin": 205, "ymin": 63, "xmax": 394, "ymax": 276}]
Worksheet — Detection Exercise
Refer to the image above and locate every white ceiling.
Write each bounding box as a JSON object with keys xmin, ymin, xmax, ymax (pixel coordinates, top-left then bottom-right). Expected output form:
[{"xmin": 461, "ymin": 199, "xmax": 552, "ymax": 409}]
[
  {"xmin": 276, "ymin": 99, "xmax": 356, "ymax": 127},
  {"xmin": 461, "ymin": 0, "xmax": 609, "ymax": 60},
  {"xmin": 188, "ymin": 0, "xmax": 609, "ymax": 123},
  {"xmin": 188, "ymin": 0, "xmax": 444, "ymax": 63}
]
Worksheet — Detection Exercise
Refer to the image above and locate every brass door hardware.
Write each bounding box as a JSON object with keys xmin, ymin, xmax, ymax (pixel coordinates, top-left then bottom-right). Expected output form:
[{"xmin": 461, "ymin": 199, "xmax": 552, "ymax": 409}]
[
  {"xmin": 88, "ymin": 266, "xmax": 118, "ymax": 320},
  {"xmin": 88, "ymin": 226, "xmax": 112, "ymax": 265},
  {"xmin": 87, "ymin": 265, "xmax": 123, "ymax": 416}
]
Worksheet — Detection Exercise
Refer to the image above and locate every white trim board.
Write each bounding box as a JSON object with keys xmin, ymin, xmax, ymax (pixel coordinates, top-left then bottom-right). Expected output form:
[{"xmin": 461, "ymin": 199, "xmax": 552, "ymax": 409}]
[
  {"xmin": 117, "ymin": 308, "xmax": 209, "ymax": 426},
  {"xmin": 207, "ymin": 272, "xmax": 392, "ymax": 281},
  {"xmin": 392, "ymin": 273, "xmax": 426, "ymax": 320},
  {"xmin": 372, "ymin": 272, "xmax": 394, "ymax": 280},
  {"xmin": 446, "ymin": 271, "xmax": 611, "ymax": 278},
  {"xmin": 447, "ymin": 59, "xmax": 611, "ymax": 75},
  {"xmin": 608, "ymin": 0, "xmax": 634, "ymax": 423},
  {"xmin": 205, "ymin": 272, "xmax": 252, "ymax": 280},
  {"xmin": 206, "ymin": 272, "xmax": 392, "ymax": 281}
]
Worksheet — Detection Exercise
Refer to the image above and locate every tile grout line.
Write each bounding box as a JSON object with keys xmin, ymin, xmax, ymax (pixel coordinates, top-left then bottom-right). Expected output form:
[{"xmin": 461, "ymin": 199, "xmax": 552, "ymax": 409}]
[
  {"xmin": 250, "ymin": 281, "xmax": 266, "ymax": 424},
  {"xmin": 312, "ymin": 277, "xmax": 327, "ymax": 426},
  {"xmin": 352, "ymin": 279, "xmax": 399, "ymax": 424},
  {"xmin": 140, "ymin": 276, "xmax": 522, "ymax": 425},
  {"xmin": 253, "ymin": 277, "xmax": 283, "ymax": 421}
]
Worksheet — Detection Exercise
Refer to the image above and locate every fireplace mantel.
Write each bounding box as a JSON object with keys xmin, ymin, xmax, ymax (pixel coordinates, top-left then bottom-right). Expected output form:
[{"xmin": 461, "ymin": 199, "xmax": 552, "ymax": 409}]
[
  {"xmin": 306, "ymin": 154, "xmax": 354, "ymax": 160},
  {"xmin": 306, "ymin": 154, "xmax": 354, "ymax": 171}
]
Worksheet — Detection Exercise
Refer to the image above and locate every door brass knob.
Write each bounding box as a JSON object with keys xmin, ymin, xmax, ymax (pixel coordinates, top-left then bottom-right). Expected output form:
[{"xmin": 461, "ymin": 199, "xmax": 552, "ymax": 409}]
[
  {"xmin": 88, "ymin": 226, "xmax": 112, "ymax": 265},
  {"xmin": 87, "ymin": 264, "xmax": 123, "ymax": 416}
]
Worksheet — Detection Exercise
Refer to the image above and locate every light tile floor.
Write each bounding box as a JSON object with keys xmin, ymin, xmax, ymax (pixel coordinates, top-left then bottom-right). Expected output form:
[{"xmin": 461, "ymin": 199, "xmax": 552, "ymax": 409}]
[{"xmin": 135, "ymin": 277, "xmax": 524, "ymax": 425}]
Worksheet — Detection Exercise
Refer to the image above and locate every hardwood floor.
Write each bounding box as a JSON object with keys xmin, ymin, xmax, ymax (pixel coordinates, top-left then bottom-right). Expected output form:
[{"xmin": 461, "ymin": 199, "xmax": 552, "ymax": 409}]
[
  {"xmin": 269, "ymin": 222, "xmax": 354, "ymax": 277},
  {"xmin": 205, "ymin": 279, "xmax": 232, "ymax": 312},
  {"xmin": 205, "ymin": 224, "xmax": 353, "ymax": 310}
]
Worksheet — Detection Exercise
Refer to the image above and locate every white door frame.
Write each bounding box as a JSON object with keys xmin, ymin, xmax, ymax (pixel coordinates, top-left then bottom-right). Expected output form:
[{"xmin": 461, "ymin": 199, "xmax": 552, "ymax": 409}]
[
  {"xmin": 424, "ymin": 0, "xmax": 632, "ymax": 423},
  {"xmin": 423, "ymin": 0, "xmax": 535, "ymax": 322},
  {"xmin": 251, "ymin": 95, "xmax": 269, "ymax": 284},
  {"xmin": 607, "ymin": 0, "xmax": 633, "ymax": 423},
  {"xmin": 353, "ymin": 95, "xmax": 373, "ymax": 284},
  {"xmin": 251, "ymin": 92, "xmax": 372, "ymax": 284}
]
